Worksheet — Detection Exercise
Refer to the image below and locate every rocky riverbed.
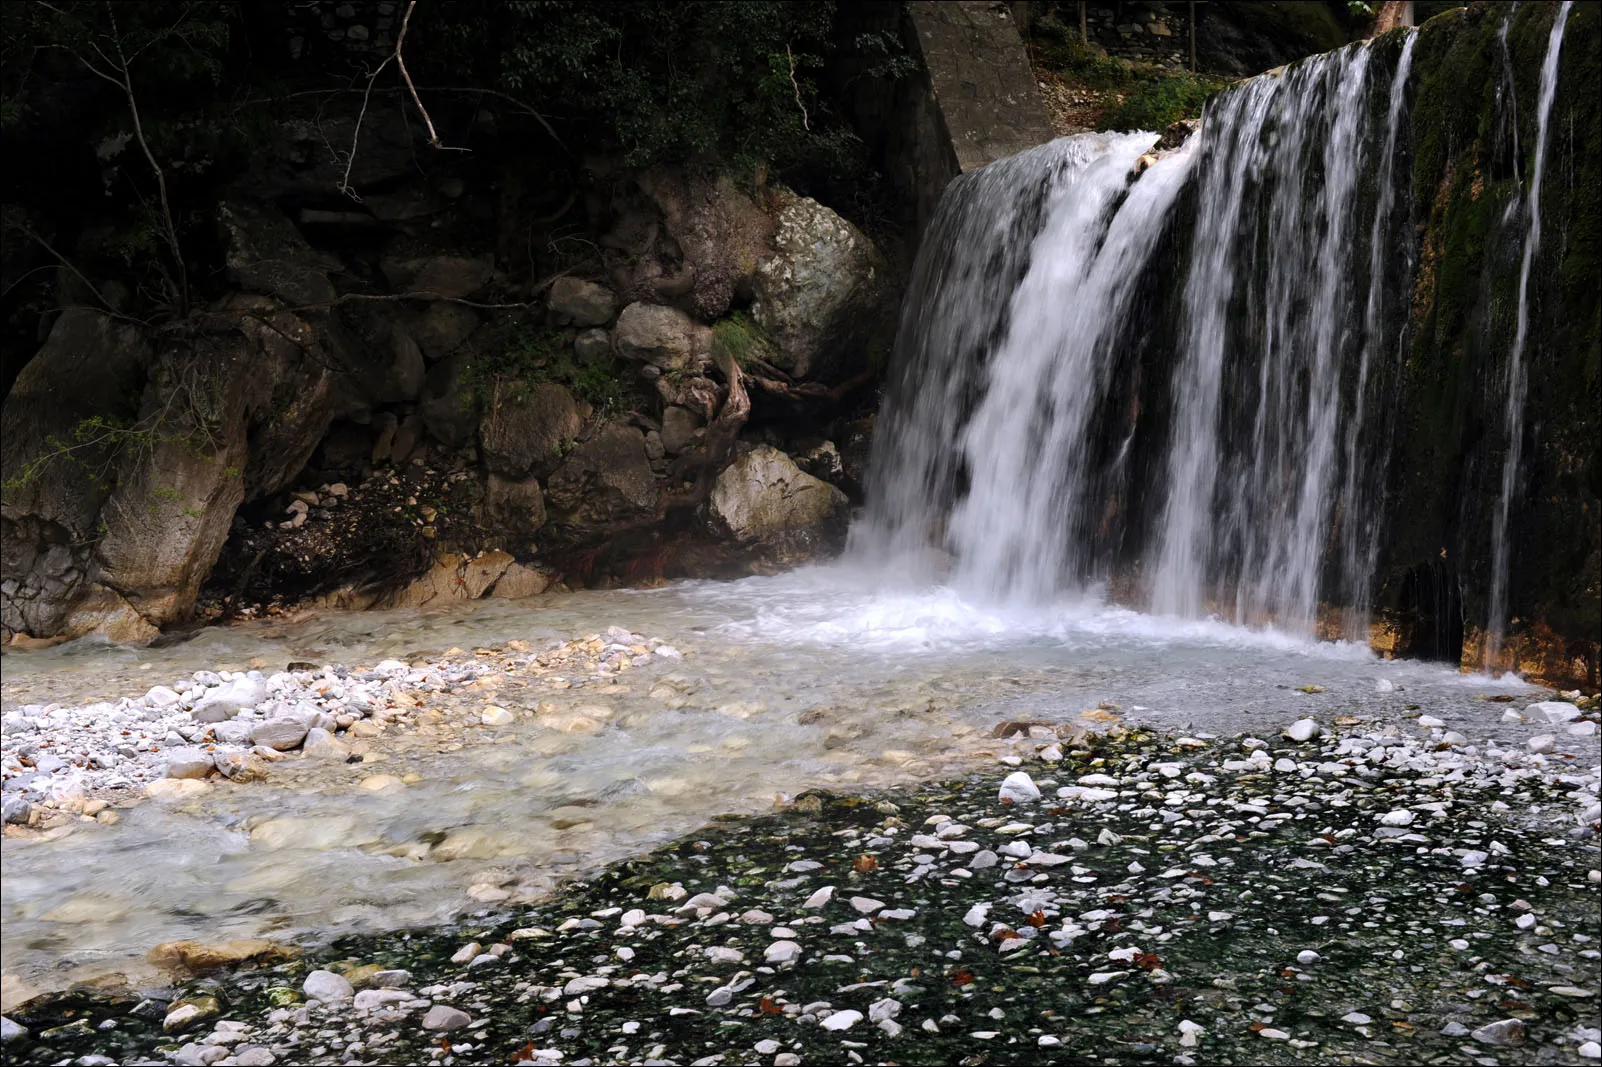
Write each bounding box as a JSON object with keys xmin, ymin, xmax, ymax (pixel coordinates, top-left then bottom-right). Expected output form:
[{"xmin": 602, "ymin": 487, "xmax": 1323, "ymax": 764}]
[
  {"xmin": 2, "ymin": 705, "xmax": 1598, "ymax": 1066},
  {"xmin": 2, "ymin": 627, "xmax": 684, "ymax": 832}
]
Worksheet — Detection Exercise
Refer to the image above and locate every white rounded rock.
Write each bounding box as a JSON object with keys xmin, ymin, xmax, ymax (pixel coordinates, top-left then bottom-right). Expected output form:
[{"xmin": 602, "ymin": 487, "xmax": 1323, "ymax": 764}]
[
  {"xmin": 303, "ymin": 969, "xmax": 354, "ymax": 1003},
  {"xmin": 820, "ymin": 1009, "xmax": 862, "ymax": 1031},
  {"xmin": 998, "ymin": 771, "xmax": 1041, "ymax": 804},
  {"xmin": 1282, "ymin": 718, "xmax": 1321, "ymax": 743},
  {"xmin": 1527, "ymin": 701, "xmax": 1581, "ymax": 723}
]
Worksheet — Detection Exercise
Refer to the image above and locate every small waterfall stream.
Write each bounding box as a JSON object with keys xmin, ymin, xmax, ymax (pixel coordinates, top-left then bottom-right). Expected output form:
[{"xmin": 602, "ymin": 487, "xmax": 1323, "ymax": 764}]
[
  {"xmin": 865, "ymin": 34, "xmax": 1425, "ymax": 634},
  {"xmin": 1488, "ymin": 0, "xmax": 1574, "ymax": 659},
  {"xmin": 864, "ymin": 6, "xmax": 1578, "ymax": 644}
]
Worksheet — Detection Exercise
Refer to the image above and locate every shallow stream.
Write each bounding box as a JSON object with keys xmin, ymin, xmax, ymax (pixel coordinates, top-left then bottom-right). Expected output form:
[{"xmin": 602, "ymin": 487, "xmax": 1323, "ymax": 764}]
[{"xmin": 0, "ymin": 564, "xmax": 1552, "ymax": 1005}]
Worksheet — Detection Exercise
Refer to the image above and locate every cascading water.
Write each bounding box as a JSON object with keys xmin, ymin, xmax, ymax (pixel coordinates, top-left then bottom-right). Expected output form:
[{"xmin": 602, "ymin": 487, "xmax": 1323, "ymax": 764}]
[
  {"xmin": 863, "ymin": 34, "xmax": 1424, "ymax": 635},
  {"xmin": 1488, "ymin": 1, "xmax": 1573, "ymax": 660},
  {"xmin": 945, "ymin": 136, "xmax": 1191, "ymax": 600},
  {"xmin": 1339, "ymin": 32, "xmax": 1417, "ymax": 636},
  {"xmin": 852, "ymin": 133, "xmax": 1190, "ymax": 588},
  {"xmin": 1153, "ymin": 44, "xmax": 1378, "ymax": 630}
]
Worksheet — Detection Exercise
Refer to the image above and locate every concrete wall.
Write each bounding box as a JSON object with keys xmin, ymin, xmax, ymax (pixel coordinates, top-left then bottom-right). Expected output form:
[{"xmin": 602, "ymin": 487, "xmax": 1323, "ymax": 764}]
[{"xmin": 840, "ymin": 1, "xmax": 1057, "ymax": 240}]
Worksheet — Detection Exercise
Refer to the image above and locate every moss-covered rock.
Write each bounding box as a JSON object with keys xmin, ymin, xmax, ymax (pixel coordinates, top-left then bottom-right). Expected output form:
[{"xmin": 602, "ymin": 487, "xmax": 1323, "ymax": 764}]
[{"xmin": 1377, "ymin": 0, "xmax": 1599, "ymax": 681}]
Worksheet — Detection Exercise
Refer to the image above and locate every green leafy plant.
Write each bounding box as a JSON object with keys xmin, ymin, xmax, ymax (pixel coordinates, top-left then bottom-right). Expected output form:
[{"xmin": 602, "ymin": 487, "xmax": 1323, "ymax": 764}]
[
  {"xmin": 1101, "ymin": 73, "xmax": 1227, "ymax": 132},
  {"xmin": 416, "ymin": 0, "xmax": 871, "ymax": 181}
]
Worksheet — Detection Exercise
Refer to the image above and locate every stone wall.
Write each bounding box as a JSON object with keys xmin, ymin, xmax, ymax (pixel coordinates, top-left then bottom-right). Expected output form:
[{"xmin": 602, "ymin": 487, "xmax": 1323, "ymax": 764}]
[{"xmin": 1078, "ymin": 1, "xmax": 1192, "ymax": 69}]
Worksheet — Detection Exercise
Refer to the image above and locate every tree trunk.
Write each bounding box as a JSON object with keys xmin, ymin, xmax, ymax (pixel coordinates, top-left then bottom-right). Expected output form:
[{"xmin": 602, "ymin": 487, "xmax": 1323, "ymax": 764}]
[
  {"xmin": 1080, "ymin": 1, "xmax": 1088, "ymax": 45},
  {"xmin": 1371, "ymin": 2, "xmax": 1415, "ymax": 36},
  {"xmin": 1190, "ymin": 1, "xmax": 1197, "ymax": 73}
]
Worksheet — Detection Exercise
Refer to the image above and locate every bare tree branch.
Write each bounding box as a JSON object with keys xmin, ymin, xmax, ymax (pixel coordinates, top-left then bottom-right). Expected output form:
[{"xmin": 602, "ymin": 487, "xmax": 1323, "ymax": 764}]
[
  {"xmin": 339, "ymin": 52, "xmax": 395, "ymax": 199},
  {"xmin": 338, "ymin": 1, "xmax": 470, "ymax": 199},
  {"xmin": 785, "ymin": 44, "xmax": 810, "ymax": 130},
  {"xmin": 393, "ymin": 0, "xmax": 459, "ymax": 152}
]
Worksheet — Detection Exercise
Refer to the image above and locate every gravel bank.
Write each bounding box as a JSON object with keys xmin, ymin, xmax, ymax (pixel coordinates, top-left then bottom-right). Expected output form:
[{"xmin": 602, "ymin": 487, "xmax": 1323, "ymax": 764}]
[{"xmin": 4, "ymin": 713, "xmax": 1597, "ymax": 1066}]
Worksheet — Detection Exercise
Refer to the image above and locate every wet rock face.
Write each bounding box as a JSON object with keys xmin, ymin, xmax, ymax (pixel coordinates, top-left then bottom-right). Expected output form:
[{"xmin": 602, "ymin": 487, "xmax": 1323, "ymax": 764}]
[
  {"xmin": 477, "ymin": 383, "xmax": 586, "ymax": 478},
  {"xmin": 751, "ymin": 190, "xmax": 892, "ymax": 381},
  {"xmin": 545, "ymin": 424, "xmax": 659, "ymax": 527},
  {"xmin": 710, "ymin": 445, "xmax": 848, "ymax": 544}
]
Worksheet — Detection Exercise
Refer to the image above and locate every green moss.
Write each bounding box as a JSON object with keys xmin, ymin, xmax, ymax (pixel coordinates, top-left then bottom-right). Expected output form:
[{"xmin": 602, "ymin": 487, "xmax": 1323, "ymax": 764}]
[
  {"xmin": 1385, "ymin": 0, "xmax": 1599, "ymax": 671},
  {"xmin": 462, "ymin": 326, "xmax": 626, "ymax": 411},
  {"xmin": 710, "ymin": 311, "xmax": 777, "ymax": 370},
  {"xmin": 1099, "ymin": 73, "xmax": 1228, "ymax": 132}
]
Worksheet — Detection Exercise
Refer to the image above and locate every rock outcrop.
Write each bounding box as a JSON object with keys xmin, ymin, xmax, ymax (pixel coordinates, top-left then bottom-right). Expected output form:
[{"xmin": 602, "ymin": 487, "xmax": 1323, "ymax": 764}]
[
  {"xmin": 545, "ymin": 424, "xmax": 659, "ymax": 527},
  {"xmin": 709, "ymin": 445, "xmax": 849, "ymax": 544},
  {"xmin": 4, "ymin": 104, "xmax": 889, "ymax": 643},
  {"xmin": 751, "ymin": 191, "xmax": 892, "ymax": 381}
]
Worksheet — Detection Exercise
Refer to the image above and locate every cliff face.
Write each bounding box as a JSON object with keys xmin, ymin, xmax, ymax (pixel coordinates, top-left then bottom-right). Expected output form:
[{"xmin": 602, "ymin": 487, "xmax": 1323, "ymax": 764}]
[
  {"xmin": 0, "ymin": 112, "xmax": 890, "ymax": 642},
  {"xmin": 1378, "ymin": 2, "xmax": 1599, "ymax": 679}
]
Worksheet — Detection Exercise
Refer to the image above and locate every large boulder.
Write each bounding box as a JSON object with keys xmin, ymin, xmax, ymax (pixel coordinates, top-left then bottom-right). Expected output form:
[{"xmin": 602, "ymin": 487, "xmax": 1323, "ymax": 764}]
[
  {"xmin": 751, "ymin": 190, "xmax": 890, "ymax": 380},
  {"xmin": 545, "ymin": 423, "xmax": 658, "ymax": 526},
  {"xmin": 482, "ymin": 473, "xmax": 547, "ymax": 535},
  {"xmin": 613, "ymin": 302, "xmax": 712, "ymax": 373},
  {"xmin": 490, "ymin": 561, "xmax": 553, "ymax": 599},
  {"xmin": 635, "ymin": 169, "xmax": 777, "ymax": 319},
  {"xmin": 416, "ymin": 351, "xmax": 477, "ymax": 449},
  {"xmin": 406, "ymin": 302, "xmax": 481, "ymax": 361},
  {"xmin": 1, "ymin": 309, "xmax": 151, "ymax": 639},
  {"xmin": 380, "ymin": 253, "xmax": 493, "ymax": 299},
  {"xmin": 709, "ymin": 445, "xmax": 848, "ymax": 543},
  {"xmin": 548, "ymin": 278, "xmax": 616, "ymax": 327},
  {"xmin": 376, "ymin": 551, "xmax": 515, "ymax": 610},
  {"xmin": 93, "ymin": 334, "xmax": 262, "ymax": 627},
  {"xmin": 218, "ymin": 199, "xmax": 339, "ymax": 307},
  {"xmin": 478, "ymin": 383, "xmax": 586, "ymax": 477},
  {"xmin": 659, "ymin": 406, "xmax": 703, "ymax": 455},
  {"xmin": 226, "ymin": 297, "xmax": 341, "ymax": 498}
]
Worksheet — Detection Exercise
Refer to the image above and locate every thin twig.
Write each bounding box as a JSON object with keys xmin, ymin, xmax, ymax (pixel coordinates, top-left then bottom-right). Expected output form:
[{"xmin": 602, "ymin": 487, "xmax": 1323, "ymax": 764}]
[
  {"xmin": 339, "ymin": 53, "xmax": 395, "ymax": 199},
  {"xmin": 786, "ymin": 44, "xmax": 810, "ymax": 130},
  {"xmin": 230, "ymin": 85, "xmax": 567, "ymax": 150},
  {"xmin": 101, "ymin": 0, "xmax": 189, "ymax": 316},
  {"xmin": 9, "ymin": 222, "xmax": 151, "ymax": 325}
]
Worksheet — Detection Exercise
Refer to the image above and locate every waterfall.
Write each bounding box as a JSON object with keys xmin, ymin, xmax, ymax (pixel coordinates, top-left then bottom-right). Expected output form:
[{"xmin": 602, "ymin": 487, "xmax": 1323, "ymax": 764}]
[
  {"xmin": 855, "ymin": 134, "xmax": 1188, "ymax": 583},
  {"xmin": 945, "ymin": 136, "xmax": 1191, "ymax": 600},
  {"xmin": 1152, "ymin": 46, "xmax": 1379, "ymax": 629},
  {"xmin": 861, "ymin": 36, "xmax": 1430, "ymax": 634},
  {"xmin": 1488, "ymin": 1, "xmax": 1573, "ymax": 660}
]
